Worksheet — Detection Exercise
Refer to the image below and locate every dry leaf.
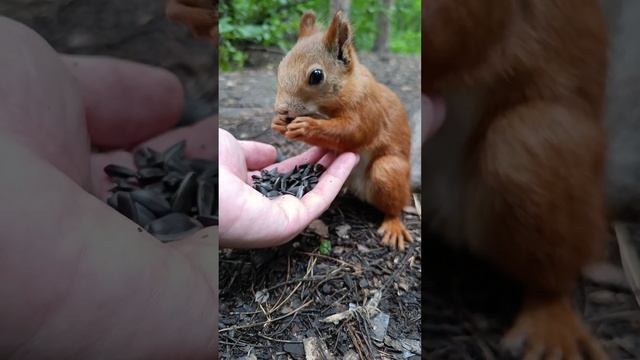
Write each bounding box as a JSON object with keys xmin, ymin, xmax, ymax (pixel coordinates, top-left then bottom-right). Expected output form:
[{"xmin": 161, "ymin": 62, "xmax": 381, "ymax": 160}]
[{"xmin": 308, "ymin": 219, "xmax": 329, "ymax": 238}]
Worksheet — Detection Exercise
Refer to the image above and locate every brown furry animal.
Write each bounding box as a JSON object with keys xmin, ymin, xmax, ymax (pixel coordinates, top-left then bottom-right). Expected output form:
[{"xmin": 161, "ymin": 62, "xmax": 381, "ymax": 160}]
[
  {"xmin": 272, "ymin": 11, "xmax": 413, "ymax": 250},
  {"xmin": 423, "ymin": 1, "xmax": 609, "ymax": 359},
  {"xmin": 165, "ymin": 0, "xmax": 217, "ymax": 40}
]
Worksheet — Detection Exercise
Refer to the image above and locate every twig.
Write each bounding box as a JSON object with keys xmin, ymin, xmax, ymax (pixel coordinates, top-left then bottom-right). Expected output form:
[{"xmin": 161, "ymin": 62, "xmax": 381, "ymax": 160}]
[
  {"xmin": 321, "ymin": 290, "xmax": 382, "ymax": 324},
  {"xmin": 219, "ymin": 299, "xmax": 313, "ymax": 333},
  {"xmin": 347, "ymin": 323, "xmax": 366, "ymax": 359},
  {"xmin": 257, "ymin": 333, "xmax": 302, "ymax": 344},
  {"xmin": 354, "ymin": 310, "xmax": 377, "ymax": 357},
  {"xmin": 298, "ymin": 251, "xmax": 361, "ymax": 271},
  {"xmin": 263, "ymin": 276, "xmax": 332, "ymax": 293}
]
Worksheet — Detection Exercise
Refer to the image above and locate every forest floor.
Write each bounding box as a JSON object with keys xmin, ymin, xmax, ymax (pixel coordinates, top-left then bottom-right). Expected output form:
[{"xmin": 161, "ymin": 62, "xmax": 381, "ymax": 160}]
[{"xmin": 219, "ymin": 53, "xmax": 423, "ymax": 359}]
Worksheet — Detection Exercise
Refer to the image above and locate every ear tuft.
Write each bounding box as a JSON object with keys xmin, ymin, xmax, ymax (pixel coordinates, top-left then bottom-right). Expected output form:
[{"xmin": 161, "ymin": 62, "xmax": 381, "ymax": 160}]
[
  {"xmin": 323, "ymin": 11, "xmax": 352, "ymax": 66},
  {"xmin": 298, "ymin": 11, "xmax": 318, "ymax": 40}
]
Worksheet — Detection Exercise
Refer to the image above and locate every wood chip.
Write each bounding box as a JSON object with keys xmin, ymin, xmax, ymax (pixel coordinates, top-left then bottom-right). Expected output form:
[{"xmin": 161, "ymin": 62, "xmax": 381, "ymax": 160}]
[{"xmin": 303, "ymin": 337, "xmax": 335, "ymax": 360}]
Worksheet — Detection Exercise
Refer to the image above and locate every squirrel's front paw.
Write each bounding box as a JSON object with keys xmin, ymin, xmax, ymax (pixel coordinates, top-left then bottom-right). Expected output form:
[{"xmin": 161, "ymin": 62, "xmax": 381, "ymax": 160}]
[
  {"xmin": 285, "ymin": 117, "xmax": 317, "ymax": 140},
  {"xmin": 271, "ymin": 116, "xmax": 288, "ymax": 135}
]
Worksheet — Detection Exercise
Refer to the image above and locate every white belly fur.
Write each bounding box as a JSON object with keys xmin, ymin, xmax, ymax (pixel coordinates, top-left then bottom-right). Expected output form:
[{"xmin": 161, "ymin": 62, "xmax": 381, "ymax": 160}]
[
  {"xmin": 346, "ymin": 150, "xmax": 373, "ymax": 203},
  {"xmin": 422, "ymin": 87, "xmax": 486, "ymax": 246}
]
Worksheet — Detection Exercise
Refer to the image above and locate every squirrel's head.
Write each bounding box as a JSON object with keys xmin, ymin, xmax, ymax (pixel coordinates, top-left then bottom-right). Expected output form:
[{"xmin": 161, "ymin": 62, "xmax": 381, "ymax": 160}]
[{"xmin": 274, "ymin": 10, "xmax": 357, "ymax": 120}]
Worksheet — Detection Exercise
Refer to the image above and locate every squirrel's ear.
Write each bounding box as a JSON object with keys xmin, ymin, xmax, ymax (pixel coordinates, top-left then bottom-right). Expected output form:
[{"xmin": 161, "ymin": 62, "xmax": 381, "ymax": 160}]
[
  {"xmin": 298, "ymin": 11, "xmax": 318, "ymax": 40},
  {"xmin": 323, "ymin": 11, "xmax": 352, "ymax": 66}
]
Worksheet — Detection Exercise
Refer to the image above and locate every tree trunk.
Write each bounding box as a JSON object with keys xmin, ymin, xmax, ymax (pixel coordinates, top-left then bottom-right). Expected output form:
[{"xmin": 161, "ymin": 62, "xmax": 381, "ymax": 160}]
[
  {"xmin": 330, "ymin": 0, "xmax": 351, "ymax": 18},
  {"xmin": 373, "ymin": 0, "xmax": 393, "ymax": 53}
]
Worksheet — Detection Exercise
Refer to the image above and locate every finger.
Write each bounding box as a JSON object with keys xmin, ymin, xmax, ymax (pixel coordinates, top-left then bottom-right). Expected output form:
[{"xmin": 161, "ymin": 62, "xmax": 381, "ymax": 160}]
[
  {"xmin": 0, "ymin": 135, "xmax": 216, "ymax": 354},
  {"xmin": 219, "ymin": 166, "xmax": 290, "ymax": 248},
  {"xmin": 166, "ymin": 1, "xmax": 217, "ymax": 28},
  {"xmin": 61, "ymin": 55, "xmax": 183, "ymax": 149},
  {"xmin": 301, "ymin": 152, "xmax": 359, "ymax": 218},
  {"xmin": 136, "ymin": 116, "xmax": 217, "ymax": 160},
  {"xmin": 219, "ymin": 128, "xmax": 248, "ymax": 179},
  {"xmin": 239, "ymin": 141, "xmax": 277, "ymax": 171},
  {"xmin": 422, "ymin": 94, "xmax": 445, "ymax": 143}
]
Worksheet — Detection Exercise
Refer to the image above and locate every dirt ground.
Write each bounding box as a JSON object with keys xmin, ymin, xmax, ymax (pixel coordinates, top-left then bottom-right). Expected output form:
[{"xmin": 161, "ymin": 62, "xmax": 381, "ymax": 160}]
[{"xmin": 219, "ymin": 53, "xmax": 423, "ymax": 359}]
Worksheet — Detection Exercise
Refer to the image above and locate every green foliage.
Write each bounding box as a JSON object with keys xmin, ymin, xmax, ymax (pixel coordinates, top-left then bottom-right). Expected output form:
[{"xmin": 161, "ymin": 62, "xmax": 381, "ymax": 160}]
[
  {"xmin": 389, "ymin": 0, "xmax": 421, "ymax": 53},
  {"xmin": 219, "ymin": 0, "xmax": 421, "ymax": 71},
  {"xmin": 319, "ymin": 239, "xmax": 332, "ymax": 255}
]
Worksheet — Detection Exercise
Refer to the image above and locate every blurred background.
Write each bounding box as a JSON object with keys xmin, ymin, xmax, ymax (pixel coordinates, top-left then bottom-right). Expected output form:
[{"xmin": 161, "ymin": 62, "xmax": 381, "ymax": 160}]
[
  {"xmin": 0, "ymin": 0, "xmax": 218, "ymax": 123},
  {"xmin": 424, "ymin": 1, "xmax": 640, "ymax": 358},
  {"xmin": 219, "ymin": 0, "xmax": 420, "ymax": 71}
]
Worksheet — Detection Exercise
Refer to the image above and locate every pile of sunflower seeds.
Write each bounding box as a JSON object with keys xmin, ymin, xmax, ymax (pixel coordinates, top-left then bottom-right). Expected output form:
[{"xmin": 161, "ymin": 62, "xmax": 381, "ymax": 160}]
[
  {"xmin": 104, "ymin": 140, "xmax": 217, "ymax": 242},
  {"xmin": 252, "ymin": 163, "xmax": 325, "ymax": 199}
]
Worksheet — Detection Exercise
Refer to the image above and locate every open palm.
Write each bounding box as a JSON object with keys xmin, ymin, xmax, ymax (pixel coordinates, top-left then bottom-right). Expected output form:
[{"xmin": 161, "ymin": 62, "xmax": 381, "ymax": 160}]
[{"xmin": 0, "ymin": 19, "xmax": 215, "ymax": 359}]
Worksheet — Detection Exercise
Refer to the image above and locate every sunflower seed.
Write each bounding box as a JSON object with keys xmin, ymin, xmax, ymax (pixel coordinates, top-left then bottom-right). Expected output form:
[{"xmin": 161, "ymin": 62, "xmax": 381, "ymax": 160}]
[
  {"xmin": 162, "ymin": 139, "xmax": 186, "ymax": 162},
  {"xmin": 104, "ymin": 164, "xmax": 136, "ymax": 179},
  {"xmin": 107, "ymin": 194, "xmax": 118, "ymax": 208},
  {"xmin": 116, "ymin": 192, "xmax": 138, "ymax": 223},
  {"xmin": 130, "ymin": 189, "xmax": 171, "ymax": 216},
  {"xmin": 138, "ymin": 167, "xmax": 167, "ymax": 181},
  {"xmin": 187, "ymin": 158, "xmax": 215, "ymax": 173},
  {"xmin": 145, "ymin": 212, "xmax": 202, "ymax": 242},
  {"xmin": 106, "ymin": 140, "xmax": 218, "ymax": 243},
  {"xmin": 163, "ymin": 171, "xmax": 184, "ymax": 188},
  {"xmin": 172, "ymin": 172, "xmax": 197, "ymax": 213},
  {"xmin": 197, "ymin": 215, "xmax": 218, "ymax": 226},
  {"xmin": 198, "ymin": 166, "xmax": 218, "ymax": 182},
  {"xmin": 197, "ymin": 180, "xmax": 214, "ymax": 216},
  {"xmin": 165, "ymin": 156, "xmax": 191, "ymax": 175},
  {"xmin": 144, "ymin": 182, "xmax": 165, "ymax": 194},
  {"xmin": 252, "ymin": 162, "xmax": 325, "ymax": 200},
  {"xmin": 110, "ymin": 178, "xmax": 139, "ymax": 192},
  {"xmin": 133, "ymin": 147, "xmax": 161, "ymax": 169},
  {"xmin": 134, "ymin": 202, "xmax": 156, "ymax": 226}
]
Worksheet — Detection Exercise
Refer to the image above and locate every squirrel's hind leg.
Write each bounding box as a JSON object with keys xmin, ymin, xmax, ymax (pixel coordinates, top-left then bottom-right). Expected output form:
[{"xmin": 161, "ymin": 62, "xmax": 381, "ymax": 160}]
[{"xmin": 367, "ymin": 154, "xmax": 412, "ymax": 250}]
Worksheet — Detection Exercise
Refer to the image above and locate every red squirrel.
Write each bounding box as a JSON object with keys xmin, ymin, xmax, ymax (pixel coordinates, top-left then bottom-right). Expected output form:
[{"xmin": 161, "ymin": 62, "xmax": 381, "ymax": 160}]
[
  {"xmin": 165, "ymin": 0, "xmax": 217, "ymax": 41},
  {"xmin": 423, "ymin": 1, "xmax": 609, "ymax": 359},
  {"xmin": 271, "ymin": 11, "xmax": 413, "ymax": 250}
]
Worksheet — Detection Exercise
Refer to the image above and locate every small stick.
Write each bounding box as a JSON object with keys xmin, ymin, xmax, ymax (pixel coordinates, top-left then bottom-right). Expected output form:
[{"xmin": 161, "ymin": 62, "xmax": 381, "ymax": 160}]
[{"xmin": 219, "ymin": 299, "xmax": 313, "ymax": 333}]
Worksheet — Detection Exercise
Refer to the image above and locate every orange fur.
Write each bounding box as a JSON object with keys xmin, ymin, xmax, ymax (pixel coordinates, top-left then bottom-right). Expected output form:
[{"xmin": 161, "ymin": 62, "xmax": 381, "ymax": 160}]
[
  {"xmin": 423, "ymin": 0, "xmax": 609, "ymax": 359},
  {"xmin": 272, "ymin": 11, "xmax": 412, "ymax": 250},
  {"xmin": 165, "ymin": 0, "xmax": 217, "ymax": 39}
]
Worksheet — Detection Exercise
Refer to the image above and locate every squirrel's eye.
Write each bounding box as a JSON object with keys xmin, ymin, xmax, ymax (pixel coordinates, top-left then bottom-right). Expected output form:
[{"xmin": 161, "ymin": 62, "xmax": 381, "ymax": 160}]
[{"xmin": 308, "ymin": 69, "xmax": 324, "ymax": 85}]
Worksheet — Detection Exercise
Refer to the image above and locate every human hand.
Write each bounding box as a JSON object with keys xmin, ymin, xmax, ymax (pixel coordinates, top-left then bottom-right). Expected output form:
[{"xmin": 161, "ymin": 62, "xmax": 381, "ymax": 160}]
[
  {"xmin": 0, "ymin": 18, "xmax": 215, "ymax": 358},
  {"xmin": 219, "ymin": 129, "xmax": 359, "ymax": 248},
  {"xmin": 422, "ymin": 94, "xmax": 446, "ymax": 143},
  {"xmin": 166, "ymin": 0, "xmax": 218, "ymax": 43}
]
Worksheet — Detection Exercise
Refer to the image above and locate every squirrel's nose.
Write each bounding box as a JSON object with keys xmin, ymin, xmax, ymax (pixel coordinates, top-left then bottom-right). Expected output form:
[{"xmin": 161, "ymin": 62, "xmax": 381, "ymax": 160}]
[{"xmin": 276, "ymin": 105, "xmax": 289, "ymax": 115}]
